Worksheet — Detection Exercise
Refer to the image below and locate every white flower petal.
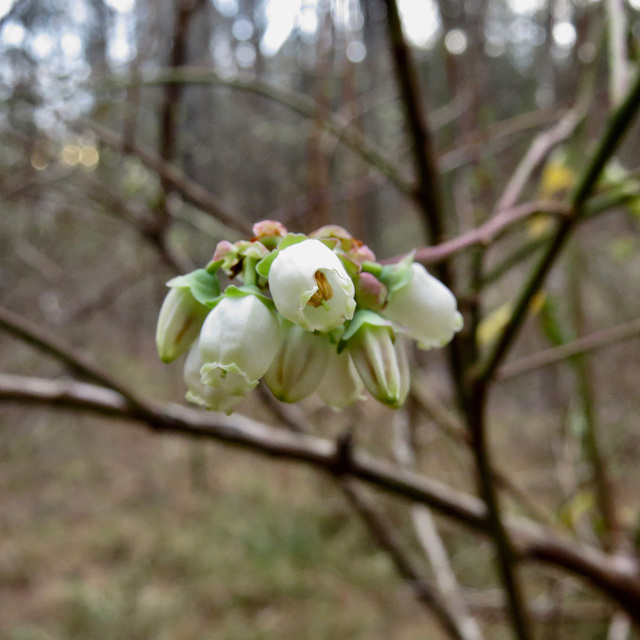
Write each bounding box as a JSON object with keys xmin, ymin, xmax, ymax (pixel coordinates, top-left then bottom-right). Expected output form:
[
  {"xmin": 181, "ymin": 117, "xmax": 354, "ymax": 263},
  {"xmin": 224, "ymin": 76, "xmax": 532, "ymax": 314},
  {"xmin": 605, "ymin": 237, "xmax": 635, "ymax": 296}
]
[
  {"xmin": 184, "ymin": 341, "xmax": 249, "ymax": 414},
  {"xmin": 264, "ymin": 321, "xmax": 332, "ymax": 402},
  {"xmin": 269, "ymin": 239, "xmax": 356, "ymax": 332},
  {"xmin": 349, "ymin": 327, "xmax": 409, "ymax": 409},
  {"xmin": 156, "ymin": 287, "xmax": 209, "ymax": 363},
  {"xmin": 316, "ymin": 351, "xmax": 365, "ymax": 410},
  {"xmin": 199, "ymin": 294, "xmax": 281, "ymax": 386},
  {"xmin": 383, "ymin": 263, "xmax": 462, "ymax": 349}
]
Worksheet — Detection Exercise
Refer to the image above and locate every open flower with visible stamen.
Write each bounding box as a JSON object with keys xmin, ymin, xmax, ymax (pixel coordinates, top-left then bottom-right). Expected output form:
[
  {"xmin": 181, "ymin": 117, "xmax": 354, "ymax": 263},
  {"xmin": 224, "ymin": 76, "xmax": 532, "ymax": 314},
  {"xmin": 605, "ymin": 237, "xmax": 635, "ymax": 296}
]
[{"xmin": 268, "ymin": 239, "xmax": 356, "ymax": 332}]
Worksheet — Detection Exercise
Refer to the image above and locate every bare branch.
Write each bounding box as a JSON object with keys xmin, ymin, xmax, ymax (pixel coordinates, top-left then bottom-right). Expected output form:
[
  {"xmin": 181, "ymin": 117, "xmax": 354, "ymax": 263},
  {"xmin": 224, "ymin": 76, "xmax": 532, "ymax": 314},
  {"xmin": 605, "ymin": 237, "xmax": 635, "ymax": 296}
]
[
  {"xmin": 133, "ymin": 69, "xmax": 413, "ymax": 197},
  {"xmin": 83, "ymin": 119, "xmax": 251, "ymax": 236},
  {"xmin": 495, "ymin": 109, "xmax": 584, "ymax": 212},
  {"xmin": 2, "ymin": 372, "xmax": 640, "ymax": 621},
  {"xmin": 0, "ymin": 306, "xmax": 154, "ymax": 417},
  {"xmin": 380, "ymin": 0, "xmax": 447, "ymax": 248},
  {"xmin": 605, "ymin": 0, "xmax": 630, "ymax": 107},
  {"xmin": 340, "ymin": 480, "xmax": 469, "ymax": 640},
  {"xmin": 497, "ymin": 316, "xmax": 640, "ymax": 381},
  {"xmin": 477, "ymin": 69, "xmax": 640, "ymax": 383},
  {"xmin": 394, "ymin": 410, "xmax": 485, "ymax": 640},
  {"xmin": 406, "ymin": 201, "xmax": 571, "ymax": 266}
]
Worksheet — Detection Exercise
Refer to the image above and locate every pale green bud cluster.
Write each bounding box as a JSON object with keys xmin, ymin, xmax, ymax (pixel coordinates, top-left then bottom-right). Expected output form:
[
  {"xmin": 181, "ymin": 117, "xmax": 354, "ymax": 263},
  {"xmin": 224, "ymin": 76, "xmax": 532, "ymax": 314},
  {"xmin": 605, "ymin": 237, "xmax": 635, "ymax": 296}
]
[{"xmin": 156, "ymin": 220, "xmax": 463, "ymax": 414}]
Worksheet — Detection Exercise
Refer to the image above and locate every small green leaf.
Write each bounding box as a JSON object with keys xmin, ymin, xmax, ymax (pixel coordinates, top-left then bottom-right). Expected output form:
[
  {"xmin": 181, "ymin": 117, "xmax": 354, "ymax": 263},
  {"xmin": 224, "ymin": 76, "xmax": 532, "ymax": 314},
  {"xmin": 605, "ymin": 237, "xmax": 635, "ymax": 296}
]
[
  {"xmin": 205, "ymin": 258, "xmax": 224, "ymax": 274},
  {"xmin": 256, "ymin": 251, "xmax": 278, "ymax": 278},
  {"xmin": 277, "ymin": 233, "xmax": 307, "ymax": 250},
  {"xmin": 235, "ymin": 240, "xmax": 270, "ymax": 260},
  {"xmin": 557, "ymin": 489, "xmax": 594, "ymax": 529},
  {"xmin": 167, "ymin": 269, "xmax": 221, "ymax": 306},
  {"xmin": 256, "ymin": 234, "xmax": 307, "ymax": 278}
]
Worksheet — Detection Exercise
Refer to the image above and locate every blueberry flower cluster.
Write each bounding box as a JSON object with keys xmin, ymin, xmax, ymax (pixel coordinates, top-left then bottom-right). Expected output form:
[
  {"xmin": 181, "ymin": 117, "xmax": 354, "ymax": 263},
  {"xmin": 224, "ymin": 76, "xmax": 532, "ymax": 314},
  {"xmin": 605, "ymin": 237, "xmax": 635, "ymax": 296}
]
[{"xmin": 156, "ymin": 221, "xmax": 463, "ymax": 414}]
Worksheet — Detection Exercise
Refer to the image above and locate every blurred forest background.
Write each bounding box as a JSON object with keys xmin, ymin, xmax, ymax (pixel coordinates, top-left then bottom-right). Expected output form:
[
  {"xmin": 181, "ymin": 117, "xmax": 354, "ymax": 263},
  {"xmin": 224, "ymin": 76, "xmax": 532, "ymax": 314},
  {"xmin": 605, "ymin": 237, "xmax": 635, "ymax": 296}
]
[{"xmin": 2, "ymin": 0, "xmax": 640, "ymax": 638}]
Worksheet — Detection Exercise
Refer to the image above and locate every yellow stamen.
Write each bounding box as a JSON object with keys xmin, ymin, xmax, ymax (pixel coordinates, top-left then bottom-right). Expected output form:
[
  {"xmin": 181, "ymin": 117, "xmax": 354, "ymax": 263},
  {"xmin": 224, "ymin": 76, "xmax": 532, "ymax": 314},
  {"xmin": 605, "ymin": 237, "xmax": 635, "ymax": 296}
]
[{"xmin": 307, "ymin": 271, "xmax": 334, "ymax": 308}]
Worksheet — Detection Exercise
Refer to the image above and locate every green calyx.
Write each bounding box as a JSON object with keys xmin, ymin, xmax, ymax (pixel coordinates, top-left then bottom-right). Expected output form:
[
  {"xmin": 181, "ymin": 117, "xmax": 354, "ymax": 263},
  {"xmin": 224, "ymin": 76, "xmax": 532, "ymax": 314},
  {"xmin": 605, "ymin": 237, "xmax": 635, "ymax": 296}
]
[
  {"xmin": 338, "ymin": 309, "xmax": 394, "ymax": 353},
  {"xmin": 255, "ymin": 233, "xmax": 307, "ymax": 279},
  {"xmin": 378, "ymin": 251, "xmax": 415, "ymax": 297},
  {"xmin": 215, "ymin": 285, "xmax": 276, "ymax": 312}
]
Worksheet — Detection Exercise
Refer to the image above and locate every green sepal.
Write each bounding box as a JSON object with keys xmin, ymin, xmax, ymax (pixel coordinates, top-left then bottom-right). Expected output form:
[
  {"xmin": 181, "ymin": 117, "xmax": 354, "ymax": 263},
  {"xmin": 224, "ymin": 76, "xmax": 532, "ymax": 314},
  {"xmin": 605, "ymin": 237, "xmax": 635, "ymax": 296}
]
[
  {"xmin": 255, "ymin": 233, "xmax": 307, "ymax": 279},
  {"xmin": 379, "ymin": 251, "xmax": 415, "ymax": 296},
  {"xmin": 338, "ymin": 310, "xmax": 393, "ymax": 353},
  {"xmin": 205, "ymin": 258, "xmax": 224, "ymax": 274},
  {"xmin": 324, "ymin": 326, "xmax": 346, "ymax": 346},
  {"xmin": 166, "ymin": 269, "xmax": 221, "ymax": 306},
  {"xmin": 278, "ymin": 233, "xmax": 307, "ymax": 250},
  {"xmin": 256, "ymin": 251, "xmax": 278, "ymax": 279},
  {"xmin": 235, "ymin": 240, "xmax": 270, "ymax": 260},
  {"xmin": 361, "ymin": 261, "xmax": 383, "ymax": 278},
  {"xmin": 337, "ymin": 252, "xmax": 361, "ymax": 279},
  {"xmin": 219, "ymin": 284, "xmax": 276, "ymax": 312}
]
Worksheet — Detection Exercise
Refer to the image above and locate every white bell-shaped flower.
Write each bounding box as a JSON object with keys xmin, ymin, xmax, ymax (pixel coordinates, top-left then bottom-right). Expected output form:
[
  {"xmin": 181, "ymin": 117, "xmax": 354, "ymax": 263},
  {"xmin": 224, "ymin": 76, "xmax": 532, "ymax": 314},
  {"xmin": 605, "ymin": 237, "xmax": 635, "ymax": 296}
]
[
  {"xmin": 348, "ymin": 325, "xmax": 410, "ymax": 409},
  {"xmin": 156, "ymin": 286, "xmax": 209, "ymax": 363},
  {"xmin": 183, "ymin": 340, "xmax": 248, "ymax": 414},
  {"xmin": 268, "ymin": 239, "xmax": 356, "ymax": 332},
  {"xmin": 264, "ymin": 320, "xmax": 333, "ymax": 403},
  {"xmin": 383, "ymin": 263, "xmax": 463, "ymax": 350},
  {"xmin": 199, "ymin": 294, "xmax": 281, "ymax": 388},
  {"xmin": 316, "ymin": 351, "xmax": 365, "ymax": 410}
]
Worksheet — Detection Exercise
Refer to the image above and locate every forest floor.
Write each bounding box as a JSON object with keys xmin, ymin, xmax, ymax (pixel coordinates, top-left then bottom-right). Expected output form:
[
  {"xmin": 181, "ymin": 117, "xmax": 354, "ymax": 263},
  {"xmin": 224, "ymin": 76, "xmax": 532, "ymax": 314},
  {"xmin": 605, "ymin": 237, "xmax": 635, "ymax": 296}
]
[{"xmin": 0, "ymin": 403, "xmax": 454, "ymax": 640}]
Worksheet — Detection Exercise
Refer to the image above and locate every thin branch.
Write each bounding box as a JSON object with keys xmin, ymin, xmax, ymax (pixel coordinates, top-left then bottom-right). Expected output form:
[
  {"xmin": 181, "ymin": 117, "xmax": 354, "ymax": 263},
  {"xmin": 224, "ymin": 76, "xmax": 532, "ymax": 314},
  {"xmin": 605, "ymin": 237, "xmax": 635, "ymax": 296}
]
[
  {"xmin": 466, "ymin": 384, "xmax": 532, "ymax": 640},
  {"xmin": 607, "ymin": 612, "xmax": 632, "ymax": 640},
  {"xmin": 394, "ymin": 409, "xmax": 484, "ymax": 640},
  {"xmin": 340, "ymin": 480, "xmax": 469, "ymax": 640},
  {"xmin": 410, "ymin": 380, "xmax": 552, "ymax": 526},
  {"xmin": 567, "ymin": 238, "xmax": 618, "ymax": 549},
  {"xmin": 495, "ymin": 108, "xmax": 585, "ymax": 212},
  {"xmin": 0, "ymin": 306, "xmax": 154, "ymax": 417},
  {"xmin": 481, "ymin": 187, "xmax": 640, "ymax": 287},
  {"xmin": 439, "ymin": 106, "xmax": 569, "ymax": 175},
  {"xmin": 605, "ymin": 0, "xmax": 630, "ymax": 107},
  {"xmin": 497, "ymin": 316, "xmax": 640, "ymax": 381},
  {"xmin": 257, "ymin": 387, "xmax": 467, "ymax": 638},
  {"xmin": 62, "ymin": 260, "xmax": 154, "ymax": 324},
  {"xmin": 2, "ymin": 372, "xmax": 640, "ymax": 620},
  {"xmin": 82, "ymin": 119, "xmax": 251, "ymax": 236},
  {"xmin": 155, "ymin": 0, "xmax": 207, "ymax": 237},
  {"xmin": 380, "ymin": 0, "xmax": 447, "ymax": 248},
  {"xmin": 477, "ymin": 69, "xmax": 640, "ymax": 383},
  {"xmin": 467, "ymin": 591, "xmax": 613, "ymax": 623},
  {"xmin": 131, "ymin": 68, "xmax": 413, "ymax": 197},
  {"xmin": 406, "ymin": 201, "xmax": 571, "ymax": 266}
]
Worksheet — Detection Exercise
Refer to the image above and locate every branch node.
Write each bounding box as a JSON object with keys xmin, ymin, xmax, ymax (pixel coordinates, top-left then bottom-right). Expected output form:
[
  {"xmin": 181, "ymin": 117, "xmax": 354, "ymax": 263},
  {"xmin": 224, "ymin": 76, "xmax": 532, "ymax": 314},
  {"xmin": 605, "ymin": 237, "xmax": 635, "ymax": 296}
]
[{"xmin": 332, "ymin": 426, "xmax": 355, "ymax": 475}]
